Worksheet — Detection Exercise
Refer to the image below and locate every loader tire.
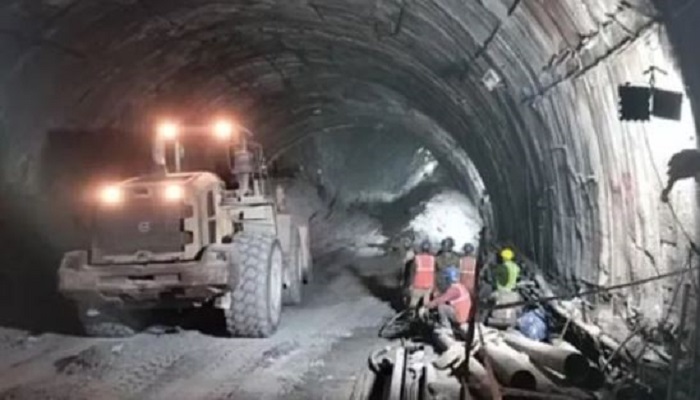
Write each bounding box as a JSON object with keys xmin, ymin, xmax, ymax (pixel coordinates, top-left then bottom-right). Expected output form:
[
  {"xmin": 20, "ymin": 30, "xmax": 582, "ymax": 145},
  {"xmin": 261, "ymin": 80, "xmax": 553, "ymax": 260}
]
[
  {"xmin": 283, "ymin": 229, "xmax": 303, "ymax": 305},
  {"xmin": 78, "ymin": 307, "xmax": 136, "ymax": 338},
  {"xmin": 225, "ymin": 233, "xmax": 283, "ymax": 338}
]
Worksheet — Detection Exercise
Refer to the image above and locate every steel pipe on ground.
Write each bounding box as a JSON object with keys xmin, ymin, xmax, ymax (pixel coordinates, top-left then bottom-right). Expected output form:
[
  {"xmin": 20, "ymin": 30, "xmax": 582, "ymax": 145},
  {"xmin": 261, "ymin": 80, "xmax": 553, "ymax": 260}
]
[
  {"xmin": 504, "ymin": 331, "xmax": 590, "ymax": 385},
  {"xmin": 480, "ymin": 339, "xmax": 537, "ymax": 390},
  {"xmin": 551, "ymin": 339, "xmax": 603, "ymax": 390},
  {"xmin": 431, "ymin": 330, "xmax": 493, "ymax": 399}
]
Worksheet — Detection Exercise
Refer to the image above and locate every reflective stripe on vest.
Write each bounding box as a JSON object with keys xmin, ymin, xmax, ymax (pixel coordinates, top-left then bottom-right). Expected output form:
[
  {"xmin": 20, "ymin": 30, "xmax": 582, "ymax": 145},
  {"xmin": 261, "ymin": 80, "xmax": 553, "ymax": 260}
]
[
  {"xmin": 450, "ymin": 284, "xmax": 471, "ymax": 324},
  {"xmin": 412, "ymin": 254, "xmax": 435, "ymax": 290},
  {"xmin": 459, "ymin": 256, "xmax": 476, "ymax": 292}
]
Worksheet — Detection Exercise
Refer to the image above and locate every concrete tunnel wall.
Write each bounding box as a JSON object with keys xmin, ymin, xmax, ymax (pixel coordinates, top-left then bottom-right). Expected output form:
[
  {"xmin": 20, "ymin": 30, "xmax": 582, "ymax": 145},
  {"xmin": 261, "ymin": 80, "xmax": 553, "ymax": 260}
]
[{"xmin": 0, "ymin": 0, "xmax": 698, "ymax": 330}]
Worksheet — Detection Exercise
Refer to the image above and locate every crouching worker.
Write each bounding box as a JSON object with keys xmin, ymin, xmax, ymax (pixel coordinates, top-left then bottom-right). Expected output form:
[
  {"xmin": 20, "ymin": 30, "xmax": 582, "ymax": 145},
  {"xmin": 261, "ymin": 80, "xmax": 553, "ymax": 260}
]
[
  {"xmin": 406, "ymin": 241, "xmax": 436, "ymax": 308},
  {"xmin": 422, "ymin": 267, "xmax": 471, "ymax": 331}
]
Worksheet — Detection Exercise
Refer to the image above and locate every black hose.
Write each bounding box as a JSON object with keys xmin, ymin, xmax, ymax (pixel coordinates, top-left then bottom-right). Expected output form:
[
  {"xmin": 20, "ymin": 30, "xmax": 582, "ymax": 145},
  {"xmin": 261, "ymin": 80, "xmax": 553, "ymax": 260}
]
[
  {"xmin": 379, "ymin": 309, "xmax": 413, "ymax": 339},
  {"xmin": 368, "ymin": 347, "xmax": 390, "ymax": 374}
]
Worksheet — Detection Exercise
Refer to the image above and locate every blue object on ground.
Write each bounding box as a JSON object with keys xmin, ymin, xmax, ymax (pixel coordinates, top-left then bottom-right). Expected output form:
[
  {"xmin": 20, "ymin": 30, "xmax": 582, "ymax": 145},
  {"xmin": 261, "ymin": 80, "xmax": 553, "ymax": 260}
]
[{"xmin": 517, "ymin": 307, "xmax": 548, "ymax": 341}]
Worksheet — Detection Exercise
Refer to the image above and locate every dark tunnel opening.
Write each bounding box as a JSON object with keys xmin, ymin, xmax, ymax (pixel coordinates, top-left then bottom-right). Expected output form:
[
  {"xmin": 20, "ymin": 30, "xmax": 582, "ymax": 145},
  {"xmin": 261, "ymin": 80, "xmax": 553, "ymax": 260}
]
[{"xmin": 0, "ymin": 0, "xmax": 700, "ymax": 397}]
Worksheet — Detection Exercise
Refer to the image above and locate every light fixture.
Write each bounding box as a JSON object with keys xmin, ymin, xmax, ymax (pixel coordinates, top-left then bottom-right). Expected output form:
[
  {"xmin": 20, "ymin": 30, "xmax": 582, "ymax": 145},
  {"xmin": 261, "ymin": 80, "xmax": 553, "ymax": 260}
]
[
  {"xmin": 212, "ymin": 119, "xmax": 234, "ymax": 140},
  {"xmin": 99, "ymin": 185, "xmax": 123, "ymax": 205},
  {"xmin": 157, "ymin": 121, "xmax": 180, "ymax": 140},
  {"xmin": 163, "ymin": 184, "xmax": 184, "ymax": 202}
]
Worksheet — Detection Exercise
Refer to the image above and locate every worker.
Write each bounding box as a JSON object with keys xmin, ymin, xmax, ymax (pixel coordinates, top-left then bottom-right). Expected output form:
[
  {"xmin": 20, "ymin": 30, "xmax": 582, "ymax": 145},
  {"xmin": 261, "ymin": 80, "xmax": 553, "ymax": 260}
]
[
  {"xmin": 495, "ymin": 247, "xmax": 520, "ymax": 291},
  {"xmin": 435, "ymin": 237, "xmax": 460, "ymax": 292},
  {"xmin": 459, "ymin": 243, "xmax": 477, "ymax": 293},
  {"xmin": 406, "ymin": 240, "xmax": 435, "ymax": 308},
  {"xmin": 401, "ymin": 236, "xmax": 416, "ymax": 266},
  {"xmin": 422, "ymin": 266, "xmax": 471, "ymax": 330}
]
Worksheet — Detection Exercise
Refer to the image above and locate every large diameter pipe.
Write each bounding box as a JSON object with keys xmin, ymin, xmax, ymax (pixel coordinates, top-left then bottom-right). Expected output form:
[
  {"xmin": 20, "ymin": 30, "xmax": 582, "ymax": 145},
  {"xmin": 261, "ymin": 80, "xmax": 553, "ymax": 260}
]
[
  {"xmin": 481, "ymin": 340, "xmax": 537, "ymax": 390},
  {"xmin": 431, "ymin": 330, "xmax": 494, "ymax": 399},
  {"xmin": 503, "ymin": 331, "xmax": 590, "ymax": 385},
  {"xmin": 552, "ymin": 339, "xmax": 603, "ymax": 390},
  {"xmin": 466, "ymin": 357, "xmax": 494, "ymax": 400}
]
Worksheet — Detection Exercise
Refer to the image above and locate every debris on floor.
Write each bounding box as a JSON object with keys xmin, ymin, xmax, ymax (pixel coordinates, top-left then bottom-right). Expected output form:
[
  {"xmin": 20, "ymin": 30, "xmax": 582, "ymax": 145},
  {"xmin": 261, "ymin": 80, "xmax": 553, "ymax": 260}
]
[{"xmin": 363, "ymin": 264, "xmax": 691, "ymax": 400}]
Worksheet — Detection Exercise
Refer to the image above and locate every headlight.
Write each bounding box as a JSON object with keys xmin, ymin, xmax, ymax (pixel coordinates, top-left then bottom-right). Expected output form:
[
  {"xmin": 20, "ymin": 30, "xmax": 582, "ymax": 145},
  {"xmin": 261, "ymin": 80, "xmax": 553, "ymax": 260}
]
[
  {"xmin": 99, "ymin": 185, "xmax": 123, "ymax": 205},
  {"xmin": 212, "ymin": 119, "xmax": 234, "ymax": 140},
  {"xmin": 157, "ymin": 121, "xmax": 180, "ymax": 140},
  {"xmin": 163, "ymin": 184, "xmax": 184, "ymax": 202}
]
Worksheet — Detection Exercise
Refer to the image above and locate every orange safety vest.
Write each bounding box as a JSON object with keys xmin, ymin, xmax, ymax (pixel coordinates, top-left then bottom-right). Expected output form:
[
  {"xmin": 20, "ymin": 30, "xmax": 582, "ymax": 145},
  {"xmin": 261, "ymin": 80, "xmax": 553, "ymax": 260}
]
[
  {"xmin": 412, "ymin": 254, "xmax": 436, "ymax": 290},
  {"xmin": 451, "ymin": 284, "xmax": 471, "ymax": 324},
  {"xmin": 459, "ymin": 256, "xmax": 477, "ymax": 292}
]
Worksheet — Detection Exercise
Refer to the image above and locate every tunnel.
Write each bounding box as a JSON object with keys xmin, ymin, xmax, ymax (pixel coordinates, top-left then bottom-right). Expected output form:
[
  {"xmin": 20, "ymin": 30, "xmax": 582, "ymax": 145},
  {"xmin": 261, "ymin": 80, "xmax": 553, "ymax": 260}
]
[{"xmin": 0, "ymin": 0, "xmax": 699, "ymax": 398}]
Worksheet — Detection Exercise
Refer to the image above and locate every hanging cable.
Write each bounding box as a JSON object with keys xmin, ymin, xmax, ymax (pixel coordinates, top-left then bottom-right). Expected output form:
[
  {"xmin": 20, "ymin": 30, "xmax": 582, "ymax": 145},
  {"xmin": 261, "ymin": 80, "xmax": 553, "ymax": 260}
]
[{"xmin": 489, "ymin": 263, "xmax": 699, "ymax": 311}]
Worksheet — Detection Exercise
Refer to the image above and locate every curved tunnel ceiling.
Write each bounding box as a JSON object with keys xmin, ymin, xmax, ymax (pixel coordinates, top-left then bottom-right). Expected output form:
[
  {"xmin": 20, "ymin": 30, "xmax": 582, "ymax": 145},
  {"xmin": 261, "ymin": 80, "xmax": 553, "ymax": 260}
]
[{"xmin": 0, "ymin": 0, "xmax": 697, "ymax": 320}]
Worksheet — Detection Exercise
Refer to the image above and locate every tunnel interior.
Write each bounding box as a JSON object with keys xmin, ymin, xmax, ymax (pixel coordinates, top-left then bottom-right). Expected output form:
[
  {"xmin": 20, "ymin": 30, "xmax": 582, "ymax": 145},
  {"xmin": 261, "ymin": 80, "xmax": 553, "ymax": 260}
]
[{"xmin": 0, "ymin": 0, "xmax": 699, "ymax": 348}]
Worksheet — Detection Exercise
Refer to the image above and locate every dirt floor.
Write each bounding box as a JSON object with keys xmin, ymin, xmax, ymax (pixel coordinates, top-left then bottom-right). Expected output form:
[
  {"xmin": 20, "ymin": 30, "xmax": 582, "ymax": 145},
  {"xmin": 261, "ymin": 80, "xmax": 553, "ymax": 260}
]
[{"xmin": 0, "ymin": 252, "xmax": 398, "ymax": 400}]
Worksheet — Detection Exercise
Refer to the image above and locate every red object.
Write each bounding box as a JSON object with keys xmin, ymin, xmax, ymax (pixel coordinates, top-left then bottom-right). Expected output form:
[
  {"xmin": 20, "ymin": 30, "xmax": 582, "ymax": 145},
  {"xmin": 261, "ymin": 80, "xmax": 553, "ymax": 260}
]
[
  {"xmin": 412, "ymin": 254, "xmax": 436, "ymax": 290},
  {"xmin": 460, "ymin": 256, "xmax": 477, "ymax": 292},
  {"xmin": 452, "ymin": 284, "xmax": 471, "ymax": 324},
  {"xmin": 427, "ymin": 284, "xmax": 472, "ymax": 324}
]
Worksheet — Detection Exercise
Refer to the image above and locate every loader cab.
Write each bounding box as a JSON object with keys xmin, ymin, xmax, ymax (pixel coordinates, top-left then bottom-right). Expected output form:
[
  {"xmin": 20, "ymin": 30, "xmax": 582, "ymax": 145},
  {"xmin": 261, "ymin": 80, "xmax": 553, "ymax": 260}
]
[
  {"xmin": 152, "ymin": 120, "xmax": 272, "ymax": 201},
  {"xmin": 90, "ymin": 172, "xmax": 232, "ymax": 265},
  {"xmin": 152, "ymin": 120, "xmax": 280, "ymax": 236}
]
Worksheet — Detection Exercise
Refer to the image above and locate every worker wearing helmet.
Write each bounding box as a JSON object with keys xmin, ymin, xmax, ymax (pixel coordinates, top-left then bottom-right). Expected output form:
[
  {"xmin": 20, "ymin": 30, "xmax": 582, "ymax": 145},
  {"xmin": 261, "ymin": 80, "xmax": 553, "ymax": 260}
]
[
  {"xmin": 423, "ymin": 266, "xmax": 471, "ymax": 329},
  {"xmin": 435, "ymin": 237, "xmax": 460, "ymax": 292},
  {"xmin": 495, "ymin": 247, "xmax": 520, "ymax": 291},
  {"xmin": 405, "ymin": 240, "xmax": 435, "ymax": 308},
  {"xmin": 459, "ymin": 243, "xmax": 477, "ymax": 292}
]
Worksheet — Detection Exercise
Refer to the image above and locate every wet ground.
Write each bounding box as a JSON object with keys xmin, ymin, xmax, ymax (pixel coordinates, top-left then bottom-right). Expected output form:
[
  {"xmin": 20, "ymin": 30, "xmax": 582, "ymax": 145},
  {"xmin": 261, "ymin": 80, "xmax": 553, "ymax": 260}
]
[{"xmin": 0, "ymin": 253, "xmax": 398, "ymax": 400}]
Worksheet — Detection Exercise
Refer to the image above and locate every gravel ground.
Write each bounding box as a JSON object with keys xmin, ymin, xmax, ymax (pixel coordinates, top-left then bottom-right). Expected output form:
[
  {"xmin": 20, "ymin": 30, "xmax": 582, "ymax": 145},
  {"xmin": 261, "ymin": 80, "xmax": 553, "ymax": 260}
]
[{"xmin": 0, "ymin": 253, "xmax": 398, "ymax": 400}]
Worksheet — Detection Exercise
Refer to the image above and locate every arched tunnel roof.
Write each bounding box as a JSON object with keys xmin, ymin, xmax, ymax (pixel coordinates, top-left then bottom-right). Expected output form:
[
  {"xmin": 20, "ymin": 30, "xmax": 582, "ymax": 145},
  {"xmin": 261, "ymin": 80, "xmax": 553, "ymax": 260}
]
[{"xmin": 0, "ymin": 0, "xmax": 696, "ymax": 308}]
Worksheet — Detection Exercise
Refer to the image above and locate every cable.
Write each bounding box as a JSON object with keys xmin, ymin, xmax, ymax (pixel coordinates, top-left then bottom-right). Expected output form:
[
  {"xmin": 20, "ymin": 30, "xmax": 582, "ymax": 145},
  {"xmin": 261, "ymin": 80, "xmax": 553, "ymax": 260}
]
[{"xmin": 489, "ymin": 263, "xmax": 700, "ymax": 311}]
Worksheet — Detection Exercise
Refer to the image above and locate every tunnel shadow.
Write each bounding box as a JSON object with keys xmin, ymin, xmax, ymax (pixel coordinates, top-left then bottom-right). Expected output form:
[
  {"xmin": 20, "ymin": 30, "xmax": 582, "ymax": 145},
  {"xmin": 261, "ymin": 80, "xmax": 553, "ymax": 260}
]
[
  {"xmin": 0, "ymin": 187, "xmax": 81, "ymax": 334},
  {"xmin": 346, "ymin": 260, "xmax": 404, "ymax": 312},
  {"xmin": 0, "ymin": 128, "xmax": 152, "ymax": 335}
]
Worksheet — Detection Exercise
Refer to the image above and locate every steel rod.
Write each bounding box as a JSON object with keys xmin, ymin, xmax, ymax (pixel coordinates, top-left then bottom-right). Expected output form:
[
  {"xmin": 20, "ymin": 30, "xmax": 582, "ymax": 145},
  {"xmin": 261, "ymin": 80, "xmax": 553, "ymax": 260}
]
[{"xmin": 668, "ymin": 284, "xmax": 691, "ymax": 400}]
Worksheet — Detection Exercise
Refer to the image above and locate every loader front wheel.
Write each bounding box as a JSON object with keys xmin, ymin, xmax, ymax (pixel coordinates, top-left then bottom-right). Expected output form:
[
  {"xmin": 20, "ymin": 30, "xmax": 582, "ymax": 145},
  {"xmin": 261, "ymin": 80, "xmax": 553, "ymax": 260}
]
[{"xmin": 225, "ymin": 233, "xmax": 283, "ymax": 338}]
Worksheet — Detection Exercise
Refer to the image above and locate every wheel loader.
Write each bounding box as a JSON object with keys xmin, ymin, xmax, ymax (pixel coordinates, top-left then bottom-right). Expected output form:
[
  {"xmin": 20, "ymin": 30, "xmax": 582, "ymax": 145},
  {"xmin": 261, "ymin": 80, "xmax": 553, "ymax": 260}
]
[{"xmin": 57, "ymin": 120, "xmax": 312, "ymax": 338}]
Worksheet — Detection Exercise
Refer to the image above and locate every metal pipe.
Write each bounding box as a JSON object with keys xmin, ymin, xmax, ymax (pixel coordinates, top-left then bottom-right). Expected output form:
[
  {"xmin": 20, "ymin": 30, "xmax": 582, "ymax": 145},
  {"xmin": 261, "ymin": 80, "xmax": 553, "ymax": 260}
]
[
  {"xmin": 387, "ymin": 347, "xmax": 407, "ymax": 400},
  {"xmin": 503, "ymin": 331, "xmax": 590, "ymax": 385},
  {"xmin": 463, "ymin": 227, "xmax": 487, "ymax": 384},
  {"xmin": 552, "ymin": 340, "xmax": 603, "ymax": 390},
  {"xmin": 431, "ymin": 330, "xmax": 493, "ymax": 400},
  {"xmin": 582, "ymin": 365, "xmax": 604, "ymax": 391},
  {"xmin": 174, "ymin": 140, "xmax": 182, "ymax": 172},
  {"xmin": 668, "ymin": 284, "xmax": 691, "ymax": 400},
  {"xmin": 465, "ymin": 357, "xmax": 493, "ymax": 400},
  {"xmin": 481, "ymin": 340, "xmax": 537, "ymax": 390}
]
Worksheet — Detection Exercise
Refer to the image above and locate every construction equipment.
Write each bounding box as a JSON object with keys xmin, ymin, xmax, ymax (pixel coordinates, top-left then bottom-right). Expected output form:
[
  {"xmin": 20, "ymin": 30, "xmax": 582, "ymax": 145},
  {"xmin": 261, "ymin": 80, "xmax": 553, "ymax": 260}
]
[{"xmin": 57, "ymin": 118, "xmax": 312, "ymax": 338}]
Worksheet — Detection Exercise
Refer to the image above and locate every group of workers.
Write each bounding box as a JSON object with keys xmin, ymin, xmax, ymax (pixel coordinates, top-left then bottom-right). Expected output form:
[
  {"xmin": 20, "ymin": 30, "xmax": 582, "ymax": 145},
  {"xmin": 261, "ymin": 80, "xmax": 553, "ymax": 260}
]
[{"xmin": 403, "ymin": 237, "xmax": 522, "ymax": 333}]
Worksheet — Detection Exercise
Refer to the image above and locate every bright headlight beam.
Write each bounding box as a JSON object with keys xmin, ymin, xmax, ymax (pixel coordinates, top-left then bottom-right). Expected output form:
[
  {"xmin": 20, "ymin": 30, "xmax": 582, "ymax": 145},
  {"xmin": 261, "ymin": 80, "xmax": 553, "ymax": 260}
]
[
  {"xmin": 100, "ymin": 185, "xmax": 123, "ymax": 205},
  {"xmin": 157, "ymin": 121, "xmax": 180, "ymax": 140},
  {"xmin": 163, "ymin": 184, "xmax": 184, "ymax": 201},
  {"xmin": 213, "ymin": 120, "xmax": 234, "ymax": 140}
]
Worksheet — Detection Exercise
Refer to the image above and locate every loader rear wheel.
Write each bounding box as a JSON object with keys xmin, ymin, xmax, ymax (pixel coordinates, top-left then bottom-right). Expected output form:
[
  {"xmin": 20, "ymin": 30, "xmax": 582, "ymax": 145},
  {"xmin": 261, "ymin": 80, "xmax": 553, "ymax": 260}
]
[
  {"xmin": 283, "ymin": 229, "xmax": 303, "ymax": 305},
  {"xmin": 225, "ymin": 233, "xmax": 283, "ymax": 338}
]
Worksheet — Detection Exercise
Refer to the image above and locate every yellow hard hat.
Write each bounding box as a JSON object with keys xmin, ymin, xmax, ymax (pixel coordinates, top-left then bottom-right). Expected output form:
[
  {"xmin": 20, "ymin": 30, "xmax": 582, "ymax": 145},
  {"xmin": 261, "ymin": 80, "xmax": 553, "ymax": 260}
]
[{"xmin": 500, "ymin": 248, "xmax": 515, "ymax": 261}]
